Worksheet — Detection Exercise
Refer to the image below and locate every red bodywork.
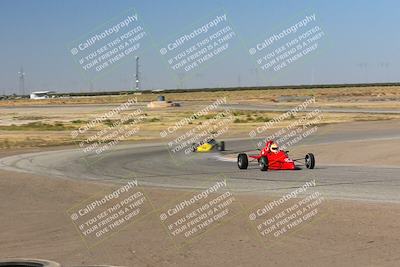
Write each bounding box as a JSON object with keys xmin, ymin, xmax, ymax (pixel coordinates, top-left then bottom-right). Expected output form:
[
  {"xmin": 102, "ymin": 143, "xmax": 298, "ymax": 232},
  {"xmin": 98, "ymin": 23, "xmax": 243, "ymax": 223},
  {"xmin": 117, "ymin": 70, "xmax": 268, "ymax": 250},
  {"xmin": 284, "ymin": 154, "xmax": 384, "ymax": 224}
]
[{"xmin": 249, "ymin": 140, "xmax": 295, "ymax": 170}]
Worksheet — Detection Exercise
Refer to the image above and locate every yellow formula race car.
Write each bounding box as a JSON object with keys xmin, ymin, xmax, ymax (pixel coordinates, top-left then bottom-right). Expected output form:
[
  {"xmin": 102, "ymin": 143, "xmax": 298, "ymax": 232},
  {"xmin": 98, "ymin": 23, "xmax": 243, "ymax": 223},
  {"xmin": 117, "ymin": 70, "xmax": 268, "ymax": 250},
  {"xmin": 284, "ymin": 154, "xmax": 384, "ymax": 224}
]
[{"xmin": 191, "ymin": 139, "xmax": 225, "ymax": 152}]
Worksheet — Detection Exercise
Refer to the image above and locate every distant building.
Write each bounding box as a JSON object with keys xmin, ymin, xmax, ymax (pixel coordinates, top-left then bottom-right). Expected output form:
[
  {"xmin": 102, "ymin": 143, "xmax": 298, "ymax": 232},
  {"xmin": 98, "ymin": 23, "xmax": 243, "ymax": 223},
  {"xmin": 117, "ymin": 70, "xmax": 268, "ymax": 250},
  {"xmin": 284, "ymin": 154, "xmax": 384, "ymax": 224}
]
[
  {"xmin": 30, "ymin": 91, "xmax": 55, "ymax": 99},
  {"xmin": 147, "ymin": 95, "xmax": 180, "ymax": 108}
]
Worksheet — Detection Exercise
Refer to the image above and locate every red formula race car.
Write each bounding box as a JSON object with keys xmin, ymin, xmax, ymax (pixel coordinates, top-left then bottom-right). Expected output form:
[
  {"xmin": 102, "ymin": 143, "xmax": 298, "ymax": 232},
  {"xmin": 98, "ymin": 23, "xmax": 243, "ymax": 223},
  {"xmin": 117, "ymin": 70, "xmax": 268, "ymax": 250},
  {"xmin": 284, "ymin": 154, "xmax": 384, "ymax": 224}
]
[{"xmin": 237, "ymin": 140, "xmax": 315, "ymax": 171}]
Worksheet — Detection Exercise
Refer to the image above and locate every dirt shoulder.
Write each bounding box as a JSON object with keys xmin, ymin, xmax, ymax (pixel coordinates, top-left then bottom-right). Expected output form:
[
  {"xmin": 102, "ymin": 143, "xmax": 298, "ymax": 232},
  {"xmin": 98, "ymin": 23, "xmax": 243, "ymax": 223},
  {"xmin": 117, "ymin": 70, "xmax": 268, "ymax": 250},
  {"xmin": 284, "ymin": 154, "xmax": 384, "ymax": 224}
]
[{"xmin": 0, "ymin": 169, "xmax": 399, "ymax": 267}]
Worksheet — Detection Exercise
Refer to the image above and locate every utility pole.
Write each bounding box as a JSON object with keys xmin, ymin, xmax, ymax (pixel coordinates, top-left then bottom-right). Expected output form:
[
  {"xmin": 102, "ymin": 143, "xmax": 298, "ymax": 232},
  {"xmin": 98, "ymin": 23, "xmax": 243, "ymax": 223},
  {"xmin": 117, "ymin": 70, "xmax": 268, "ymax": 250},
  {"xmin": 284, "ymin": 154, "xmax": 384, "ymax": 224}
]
[
  {"xmin": 135, "ymin": 56, "xmax": 140, "ymax": 90},
  {"xmin": 18, "ymin": 66, "xmax": 25, "ymax": 96}
]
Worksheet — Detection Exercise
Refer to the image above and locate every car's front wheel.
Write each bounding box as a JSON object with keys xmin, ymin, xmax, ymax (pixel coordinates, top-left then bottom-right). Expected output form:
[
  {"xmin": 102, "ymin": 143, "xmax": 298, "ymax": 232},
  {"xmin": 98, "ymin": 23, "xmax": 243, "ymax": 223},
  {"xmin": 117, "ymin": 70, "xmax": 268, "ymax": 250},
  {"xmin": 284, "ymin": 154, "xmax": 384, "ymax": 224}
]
[
  {"xmin": 259, "ymin": 156, "xmax": 268, "ymax": 171},
  {"xmin": 305, "ymin": 153, "xmax": 315, "ymax": 169},
  {"xmin": 237, "ymin": 153, "xmax": 248, "ymax": 169},
  {"xmin": 218, "ymin": 141, "xmax": 225, "ymax": 151}
]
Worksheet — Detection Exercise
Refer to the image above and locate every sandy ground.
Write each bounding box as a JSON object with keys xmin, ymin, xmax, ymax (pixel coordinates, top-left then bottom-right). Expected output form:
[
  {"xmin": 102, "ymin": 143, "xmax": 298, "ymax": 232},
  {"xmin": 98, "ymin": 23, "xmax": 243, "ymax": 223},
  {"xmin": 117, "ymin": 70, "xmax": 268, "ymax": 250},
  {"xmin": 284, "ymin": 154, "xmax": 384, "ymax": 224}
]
[
  {"xmin": 0, "ymin": 113, "xmax": 399, "ymax": 266},
  {"xmin": 1, "ymin": 166, "xmax": 400, "ymax": 266},
  {"xmin": 2, "ymin": 87, "xmax": 400, "ymax": 149}
]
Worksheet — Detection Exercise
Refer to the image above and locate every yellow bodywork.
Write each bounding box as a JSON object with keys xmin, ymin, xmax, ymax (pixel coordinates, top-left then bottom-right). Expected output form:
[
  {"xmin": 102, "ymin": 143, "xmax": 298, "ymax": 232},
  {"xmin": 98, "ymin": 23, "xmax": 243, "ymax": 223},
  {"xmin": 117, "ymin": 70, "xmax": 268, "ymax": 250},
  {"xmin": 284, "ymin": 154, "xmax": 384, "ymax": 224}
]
[{"xmin": 196, "ymin": 143, "xmax": 214, "ymax": 152}]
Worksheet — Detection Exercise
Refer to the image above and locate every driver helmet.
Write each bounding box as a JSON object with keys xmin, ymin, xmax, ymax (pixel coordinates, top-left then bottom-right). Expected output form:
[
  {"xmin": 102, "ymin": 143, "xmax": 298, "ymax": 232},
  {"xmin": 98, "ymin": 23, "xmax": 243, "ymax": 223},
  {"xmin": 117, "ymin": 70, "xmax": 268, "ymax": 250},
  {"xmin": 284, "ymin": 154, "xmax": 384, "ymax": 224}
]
[{"xmin": 270, "ymin": 142, "xmax": 279, "ymax": 153}]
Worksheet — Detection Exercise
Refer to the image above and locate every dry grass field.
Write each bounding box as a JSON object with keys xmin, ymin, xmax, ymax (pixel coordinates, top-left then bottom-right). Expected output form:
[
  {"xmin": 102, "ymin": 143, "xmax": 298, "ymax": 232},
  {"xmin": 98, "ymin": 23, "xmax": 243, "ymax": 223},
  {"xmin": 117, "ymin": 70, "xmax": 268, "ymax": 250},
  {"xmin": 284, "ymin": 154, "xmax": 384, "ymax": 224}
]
[
  {"xmin": 1, "ymin": 86, "xmax": 400, "ymax": 105},
  {"xmin": 1, "ymin": 86, "xmax": 399, "ymax": 149}
]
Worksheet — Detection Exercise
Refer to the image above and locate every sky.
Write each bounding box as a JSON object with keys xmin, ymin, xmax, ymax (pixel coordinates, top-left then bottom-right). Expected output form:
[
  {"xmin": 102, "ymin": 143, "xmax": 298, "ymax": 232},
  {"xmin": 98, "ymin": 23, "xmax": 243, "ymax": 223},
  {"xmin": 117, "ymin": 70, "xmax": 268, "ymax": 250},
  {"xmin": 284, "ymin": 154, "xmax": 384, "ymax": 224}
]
[{"xmin": 0, "ymin": 0, "xmax": 399, "ymax": 94}]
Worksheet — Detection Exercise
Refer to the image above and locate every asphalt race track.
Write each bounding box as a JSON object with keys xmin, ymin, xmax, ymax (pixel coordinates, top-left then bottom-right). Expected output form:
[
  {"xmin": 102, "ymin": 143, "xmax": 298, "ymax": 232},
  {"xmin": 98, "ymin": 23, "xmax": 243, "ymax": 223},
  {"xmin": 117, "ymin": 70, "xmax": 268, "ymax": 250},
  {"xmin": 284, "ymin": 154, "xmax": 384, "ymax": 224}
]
[
  {"xmin": 1, "ymin": 121, "xmax": 400, "ymax": 203},
  {"xmin": 221, "ymin": 103, "xmax": 400, "ymax": 114}
]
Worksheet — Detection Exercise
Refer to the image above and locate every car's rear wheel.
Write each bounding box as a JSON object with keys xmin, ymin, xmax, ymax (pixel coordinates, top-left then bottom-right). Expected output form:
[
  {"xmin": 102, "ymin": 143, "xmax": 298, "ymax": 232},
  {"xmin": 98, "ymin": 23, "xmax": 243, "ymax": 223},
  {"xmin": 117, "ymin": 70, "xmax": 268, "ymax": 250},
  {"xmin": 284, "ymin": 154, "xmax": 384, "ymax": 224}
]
[
  {"xmin": 191, "ymin": 143, "xmax": 197, "ymax": 152},
  {"xmin": 259, "ymin": 156, "xmax": 268, "ymax": 171},
  {"xmin": 218, "ymin": 141, "xmax": 225, "ymax": 151},
  {"xmin": 237, "ymin": 153, "xmax": 248, "ymax": 169},
  {"xmin": 305, "ymin": 153, "xmax": 315, "ymax": 169}
]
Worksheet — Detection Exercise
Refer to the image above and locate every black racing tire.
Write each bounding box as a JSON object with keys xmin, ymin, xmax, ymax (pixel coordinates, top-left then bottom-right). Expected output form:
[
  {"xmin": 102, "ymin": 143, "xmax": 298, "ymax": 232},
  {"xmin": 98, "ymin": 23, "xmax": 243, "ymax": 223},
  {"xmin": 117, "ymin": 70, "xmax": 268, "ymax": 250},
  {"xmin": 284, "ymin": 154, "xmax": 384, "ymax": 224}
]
[
  {"xmin": 208, "ymin": 139, "xmax": 217, "ymax": 145},
  {"xmin": 0, "ymin": 258, "xmax": 61, "ymax": 267},
  {"xmin": 259, "ymin": 156, "xmax": 269, "ymax": 171},
  {"xmin": 237, "ymin": 153, "xmax": 248, "ymax": 169},
  {"xmin": 191, "ymin": 143, "xmax": 197, "ymax": 152},
  {"xmin": 305, "ymin": 153, "xmax": 315, "ymax": 169},
  {"xmin": 218, "ymin": 141, "xmax": 225, "ymax": 151}
]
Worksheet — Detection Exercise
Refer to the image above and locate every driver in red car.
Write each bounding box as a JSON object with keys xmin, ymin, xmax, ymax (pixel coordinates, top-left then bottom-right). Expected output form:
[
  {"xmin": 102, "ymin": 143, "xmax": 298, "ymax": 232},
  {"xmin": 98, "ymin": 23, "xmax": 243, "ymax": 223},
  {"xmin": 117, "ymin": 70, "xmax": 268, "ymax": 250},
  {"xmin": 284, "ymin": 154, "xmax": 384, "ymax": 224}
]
[
  {"xmin": 262, "ymin": 140, "xmax": 295, "ymax": 170},
  {"xmin": 270, "ymin": 142, "xmax": 279, "ymax": 153}
]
